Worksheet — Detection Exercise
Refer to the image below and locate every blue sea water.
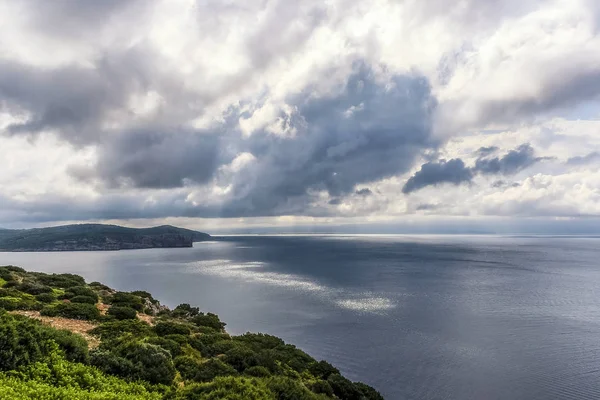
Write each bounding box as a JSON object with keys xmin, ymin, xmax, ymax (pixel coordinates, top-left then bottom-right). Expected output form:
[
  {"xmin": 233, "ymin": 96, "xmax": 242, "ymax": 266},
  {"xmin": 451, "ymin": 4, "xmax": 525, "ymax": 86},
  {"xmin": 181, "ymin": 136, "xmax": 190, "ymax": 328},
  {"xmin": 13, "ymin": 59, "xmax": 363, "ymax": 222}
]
[{"xmin": 3, "ymin": 235, "xmax": 600, "ymax": 399}]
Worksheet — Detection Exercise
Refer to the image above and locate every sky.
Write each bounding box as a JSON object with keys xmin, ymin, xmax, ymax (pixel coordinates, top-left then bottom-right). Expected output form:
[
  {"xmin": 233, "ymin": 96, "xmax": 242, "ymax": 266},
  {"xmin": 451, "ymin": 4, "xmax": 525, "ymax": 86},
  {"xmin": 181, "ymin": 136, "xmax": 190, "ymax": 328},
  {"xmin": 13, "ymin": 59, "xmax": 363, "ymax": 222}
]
[{"xmin": 1, "ymin": 0, "xmax": 600, "ymax": 233}]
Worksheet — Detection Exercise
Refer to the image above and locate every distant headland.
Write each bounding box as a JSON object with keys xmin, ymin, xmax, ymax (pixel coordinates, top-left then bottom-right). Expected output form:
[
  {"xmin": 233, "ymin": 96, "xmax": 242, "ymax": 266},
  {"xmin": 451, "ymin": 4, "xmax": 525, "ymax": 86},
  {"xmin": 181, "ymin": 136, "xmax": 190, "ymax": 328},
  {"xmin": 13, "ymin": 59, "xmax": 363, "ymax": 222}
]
[{"xmin": 0, "ymin": 224, "xmax": 211, "ymax": 252}]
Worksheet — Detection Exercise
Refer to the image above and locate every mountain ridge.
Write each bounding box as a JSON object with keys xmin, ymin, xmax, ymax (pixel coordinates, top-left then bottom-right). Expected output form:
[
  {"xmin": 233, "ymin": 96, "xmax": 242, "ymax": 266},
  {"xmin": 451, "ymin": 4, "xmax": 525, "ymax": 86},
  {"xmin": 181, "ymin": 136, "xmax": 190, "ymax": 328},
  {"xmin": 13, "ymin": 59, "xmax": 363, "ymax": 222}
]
[{"xmin": 0, "ymin": 223, "xmax": 210, "ymax": 252}]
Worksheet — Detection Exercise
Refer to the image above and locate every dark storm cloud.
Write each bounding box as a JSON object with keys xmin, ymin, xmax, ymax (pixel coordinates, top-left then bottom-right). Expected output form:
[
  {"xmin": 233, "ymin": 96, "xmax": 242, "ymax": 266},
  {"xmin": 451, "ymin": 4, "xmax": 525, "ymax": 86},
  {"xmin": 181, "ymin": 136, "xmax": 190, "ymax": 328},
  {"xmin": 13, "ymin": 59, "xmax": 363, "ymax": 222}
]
[
  {"xmin": 402, "ymin": 159, "xmax": 473, "ymax": 194},
  {"xmin": 473, "ymin": 143, "xmax": 541, "ymax": 175},
  {"xmin": 403, "ymin": 143, "xmax": 546, "ymax": 193},
  {"xmin": 476, "ymin": 146, "xmax": 499, "ymax": 156},
  {"xmin": 89, "ymin": 128, "xmax": 223, "ymax": 188},
  {"xmin": 214, "ymin": 65, "xmax": 438, "ymax": 216},
  {"xmin": 355, "ymin": 188, "xmax": 372, "ymax": 196}
]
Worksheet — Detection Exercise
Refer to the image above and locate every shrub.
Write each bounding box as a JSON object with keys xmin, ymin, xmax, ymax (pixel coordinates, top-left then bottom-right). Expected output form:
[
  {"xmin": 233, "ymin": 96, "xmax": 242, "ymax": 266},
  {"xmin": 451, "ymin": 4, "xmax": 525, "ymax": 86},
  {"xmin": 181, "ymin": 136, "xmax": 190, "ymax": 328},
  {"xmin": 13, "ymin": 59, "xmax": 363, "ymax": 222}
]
[
  {"xmin": 89, "ymin": 282, "xmax": 112, "ymax": 291},
  {"xmin": 174, "ymin": 356, "xmax": 202, "ymax": 381},
  {"xmin": 36, "ymin": 273, "xmax": 85, "ymax": 289},
  {"xmin": 107, "ymin": 306, "xmax": 138, "ymax": 320},
  {"xmin": 46, "ymin": 329, "xmax": 89, "ymax": 364},
  {"xmin": 16, "ymin": 282, "xmax": 53, "ymax": 295},
  {"xmin": 89, "ymin": 320, "xmax": 153, "ymax": 341},
  {"xmin": 41, "ymin": 302, "xmax": 100, "ymax": 321},
  {"xmin": 90, "ymin": 349, "xmax": 136, "ymax": 378},
  {"xmin": 172, "ymin": 303, "xmax": 199, "ymax": 319},
  {"xmin": 35, "ymin": 293, "xmax": 55, "ymax": 303},
  {"xmin": 308, "ymin": 360, "xmax": 339, "ymax": 380},
  {"xmin": 63, "ymin": 286, "xmax": 99, "ymax": 302},
  {"xmin": 266, "ymin": 376, "xmax": 321, "ymax": 400},
  {"xmin": 115, "ymin": 341, "xmax": 176, "ymax": 385},
  {"xmin": 354, "ymin": 382, "xmax": 384, "ymax": 400},
  {"xmin": 70, "ymin": 295, "xmax": 97, "ymax": 305},
  {"xmin": 194, "ymin": 359, "xmax": 237, "ymax": 382},
  {"xmin": 244, "ymin": 366, "xmax": 271, "ymax": 378},
  {"xmin": 0, "ymin": 298, "xmax": 19, "ymax": 311},
  {"xmin": 146, "ymin": 337, "xmax": 183, "ymax": 358},
  {"xmin": 191, "ymin": 312, "xmax": 225, "ymax": 331},
  {"xmin": 224, "ymin": 346, "xmax": 258, "ymax": 372},
  {"xmin": 309, "ymin": 380, "xmax": 334, "ymax": 396},
  {"xmin": 176, "ymin": 376, "xmax": 275, "ymax": 400},
  {"xmin": 108, "ymin": 292, "xmax": 144, "ymax": 311},
  {"xmin": 154, "ymin": 321, "xmax": 191, "ymax": 336},
  {"xmin": 327, "ymin": 374, "xmax": 362, "ymax": 400}
]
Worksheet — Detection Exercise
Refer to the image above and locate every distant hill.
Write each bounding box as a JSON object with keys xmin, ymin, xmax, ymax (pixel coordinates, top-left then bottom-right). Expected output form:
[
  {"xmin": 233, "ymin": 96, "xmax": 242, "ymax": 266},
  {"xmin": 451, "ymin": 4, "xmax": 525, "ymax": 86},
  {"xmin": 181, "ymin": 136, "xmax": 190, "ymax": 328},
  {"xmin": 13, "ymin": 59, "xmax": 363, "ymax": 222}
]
[{"xmin": 0, "ymin": 224, "xmax": 211, "ymax": 252}]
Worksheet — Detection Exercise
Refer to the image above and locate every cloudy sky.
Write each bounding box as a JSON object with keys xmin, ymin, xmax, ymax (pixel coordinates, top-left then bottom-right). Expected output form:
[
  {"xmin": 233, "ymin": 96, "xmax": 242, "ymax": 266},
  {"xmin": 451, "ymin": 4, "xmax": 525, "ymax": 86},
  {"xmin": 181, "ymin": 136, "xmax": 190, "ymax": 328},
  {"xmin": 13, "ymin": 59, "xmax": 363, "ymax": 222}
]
[{"xmin": 1, "ymin": 0, "xmax": 600, "ymax": 233}]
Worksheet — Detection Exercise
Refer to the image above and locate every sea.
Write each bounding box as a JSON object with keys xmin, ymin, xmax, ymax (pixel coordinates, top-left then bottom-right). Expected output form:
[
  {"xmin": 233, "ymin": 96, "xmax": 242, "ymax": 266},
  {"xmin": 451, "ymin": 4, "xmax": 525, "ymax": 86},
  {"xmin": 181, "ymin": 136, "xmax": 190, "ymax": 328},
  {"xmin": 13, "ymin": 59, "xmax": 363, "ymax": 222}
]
[{"xmin": 2, "ymin": 235, "xmax": 600, "ymax": 400}]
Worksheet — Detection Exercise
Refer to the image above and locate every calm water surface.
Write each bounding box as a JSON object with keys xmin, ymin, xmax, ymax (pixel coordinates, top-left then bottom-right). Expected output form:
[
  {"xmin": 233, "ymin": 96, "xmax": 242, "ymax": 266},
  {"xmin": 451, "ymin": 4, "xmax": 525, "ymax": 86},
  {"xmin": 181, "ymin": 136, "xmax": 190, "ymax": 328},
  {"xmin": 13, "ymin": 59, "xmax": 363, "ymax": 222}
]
[{"xmin": 2, "ymin": 235, "xmax": 600, "ymax": 399}]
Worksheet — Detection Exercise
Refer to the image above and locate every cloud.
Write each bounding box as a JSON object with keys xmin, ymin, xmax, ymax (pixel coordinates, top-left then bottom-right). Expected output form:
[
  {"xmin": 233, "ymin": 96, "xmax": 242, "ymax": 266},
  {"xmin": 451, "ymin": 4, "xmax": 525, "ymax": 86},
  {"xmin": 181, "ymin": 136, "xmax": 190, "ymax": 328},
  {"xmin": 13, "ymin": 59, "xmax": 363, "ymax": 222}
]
[
  {"xmin": 476, "ymin": 146, "xmax": 499, "ymax": 157},
  {"xmin": 355, "ymin": 188, "xmax": 372, "ymax": 196},
  {"xmin": 403, "ymin": 144, "xmax": 549, "ymax": 193},
  {"xmin": 567, "ymin": 151, "xmax": 600, "ymax": 166},
  {"xmin": 402, "ymin": 159, "xmax": 473, "ymax": 194},
  {"xmin": 473, "ymin": 144, "xmax": 543, "ymax": 175},
  {"xmin": 1, "ymin": 0, "xmax": 600, "ymax": 227}
]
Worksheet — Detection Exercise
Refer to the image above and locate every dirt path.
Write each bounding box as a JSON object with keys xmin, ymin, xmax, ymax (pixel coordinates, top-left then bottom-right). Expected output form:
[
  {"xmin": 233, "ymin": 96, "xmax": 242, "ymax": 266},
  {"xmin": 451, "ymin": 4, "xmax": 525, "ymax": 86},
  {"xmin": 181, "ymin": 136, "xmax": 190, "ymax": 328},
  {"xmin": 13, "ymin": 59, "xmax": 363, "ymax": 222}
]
[{"xmin": 10, "ymin": 310, "xmax": 100, "ymax": 349}]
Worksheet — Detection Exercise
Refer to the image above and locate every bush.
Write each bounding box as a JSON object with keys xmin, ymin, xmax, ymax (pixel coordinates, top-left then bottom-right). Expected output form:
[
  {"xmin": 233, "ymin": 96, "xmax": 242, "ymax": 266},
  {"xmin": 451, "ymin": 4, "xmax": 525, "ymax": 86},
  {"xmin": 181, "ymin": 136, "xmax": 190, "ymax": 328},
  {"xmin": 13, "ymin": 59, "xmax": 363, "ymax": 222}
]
[
  {"xmin": 9, "ymin": 351, "xmax": 163, "ymax": 400},
  {"xmin": 108, "ymin": 292, "xmax": 144, "ymax": 311},
  {"xmin": 172, "ymin": 303, "xmax": 199, "ymax": 319},
  {"xmin": 174, "ymin": 356, "xmax": 202, "ymax": 381},
  {"xmin": 224, "ymin": 346, "xmax": 258, "ymax": 372},
  {"xmin": 63, "ymin": 286, "xmax": 99, "ymax": 302},
  {"xmin": 70, "ymin": 295, "xmax": 97, "ymax": 305},
  {"xmin": 146, "ymin": 337, "xmax": 183, "ymax": 358},
  {"xmin": 107, "ymin": 306, "xmax": 138, "ymax": 320},
  {"xmin": 194, "ymin": 359, "xmax": 237, "ymax": 382},
  {"xmin": 89, "ymin": 320, "xmax": 153, "ymax": 341},
  {"xmin": 176, "ymin": 376, "xmax": 274, "ymax": 400},
  {"xmin": 37, "ymin": 273, "xmax": 85, "ymax": 289},
  {"xmin": 41, "ymin": 302, "xmax": 100, "ymax": 321},
  {"xmin": 309, "ymin": 360, "xmax": 339, "ymax": 380},
  {"xmin": 266, "ymin": 376, "xmax": 322, "ymax": 400},
  {"xmin": 16, "ymin": 282, "xmax": 53, "ymax": 295},
  {"xmin": 154, "ymin": 321, "xmax": 191, "ymax": 336},
  {"xmin": 244, "ymin": 366, "xmax": 271, "ymax": 378},
  {"xmin": 327, "ymin": 374, "xmax": 362, "ymax": 400},
  {"xmin": 115, "ymin": 341, "xmax": 176, "ymax": 385},
  {"xmin": 354, "ymin": 382, "xmax": 384, "ymax": 400},
  {"xmin": 191, "ymin": 313, "xmax": 225, "ymax": 331},
  {"xmin": 309, "ymin": 380, "xmax": 334, "ymax": 396},
  {"xmin": 35, "ymin": 293, "xmax": 55, "ymax": 303},
  {"xmin": 46, "ymin": 329, "xmax": 89, "ymax": 364}
]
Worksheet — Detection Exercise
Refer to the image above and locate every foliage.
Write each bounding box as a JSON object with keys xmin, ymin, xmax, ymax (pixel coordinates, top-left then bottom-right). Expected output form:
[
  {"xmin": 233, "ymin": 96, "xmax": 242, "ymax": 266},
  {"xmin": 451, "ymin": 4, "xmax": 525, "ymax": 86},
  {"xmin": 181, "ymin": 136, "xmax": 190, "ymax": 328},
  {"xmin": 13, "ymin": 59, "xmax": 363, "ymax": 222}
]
[
  {"xmin": 35, "ymin": 292, "xmax": 56, "ymax": 303},
  {"xmin": 107, "ymin": 305, "xmax": 138, "ymax": 320},
  {"xmin": 108, "ymin": 292, "xmax": 144, "ymax": 311},
  {"xmin": 0, "ymin": 312, "xmax": 88, "ymax": 369},
  {"xmin": 36, "ymin": 273, "xmax": 86, "ymax": 289},
  {"xmin": 62, "ymin": 285, "xmax": 99, "ymax": 302},
  {"xmin": 194, "ymin": 359, "xmax": 238, "ymax": 382},
  {"xmin": 176, "ymin": 376, "xmax": 275, "ymax": 400},
  {"xmin": 191, "ymin": 312, "xmax": 226, "ymax": 331},
  {"xmin": 90, "ymin": 319, "xmax": 153, "ymax": 341},
  {"xmin": 155, "ymin": 320, "xmax": 192, "ymax": 336},
  {"xmin": 41, "ymin": 302, "xmax": 100, "ymax": 320},
  {"xmin": 94, "ymin": 341, "xmax": 176, "ymax": 385},
  {"xmin": 70, "ymin": 295, "xmax": 98, "ymax": 304},
  {"xmin": 2, "ymin": 351, "xmax": 162, "ymax": 400},
  {"xmin": 0, "ymin": 267, "xmax": 383, "ymax": 399}
]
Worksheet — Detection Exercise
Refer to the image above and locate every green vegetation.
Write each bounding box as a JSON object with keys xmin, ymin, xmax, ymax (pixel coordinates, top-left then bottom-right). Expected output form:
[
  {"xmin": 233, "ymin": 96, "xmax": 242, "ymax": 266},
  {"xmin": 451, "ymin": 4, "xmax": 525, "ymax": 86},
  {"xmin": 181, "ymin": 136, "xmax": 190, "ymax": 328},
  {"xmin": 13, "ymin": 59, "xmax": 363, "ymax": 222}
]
[
  {"xmin": 0, "ymin": 224, "xmax": 211, "ymax": 251},
  {"xmin": 0, "ymin": 266, "xmax": 384, "ymax": 399}
]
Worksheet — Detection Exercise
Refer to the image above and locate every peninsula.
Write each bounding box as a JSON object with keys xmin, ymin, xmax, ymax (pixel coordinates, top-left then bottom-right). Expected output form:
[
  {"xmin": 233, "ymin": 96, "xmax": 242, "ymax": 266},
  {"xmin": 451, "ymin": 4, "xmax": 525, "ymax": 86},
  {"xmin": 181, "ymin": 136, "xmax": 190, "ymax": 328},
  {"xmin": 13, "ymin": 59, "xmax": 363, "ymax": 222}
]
[{"xmin": 0, "ymin": 224, "xmax": 211, "ymax": 252}]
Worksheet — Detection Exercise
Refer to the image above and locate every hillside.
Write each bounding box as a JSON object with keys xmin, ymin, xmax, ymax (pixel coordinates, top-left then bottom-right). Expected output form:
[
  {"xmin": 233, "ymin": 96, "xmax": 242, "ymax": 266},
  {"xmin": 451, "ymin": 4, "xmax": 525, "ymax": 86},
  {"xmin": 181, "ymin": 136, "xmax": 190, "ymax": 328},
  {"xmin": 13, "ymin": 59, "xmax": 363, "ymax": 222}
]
[
  {"xmin": 0, "ymin": 224, "xmax": 211, "ymax": 251},
  {"xmin": 0, "ymin": 266, "xmax": 383, "ymax": 399}
]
